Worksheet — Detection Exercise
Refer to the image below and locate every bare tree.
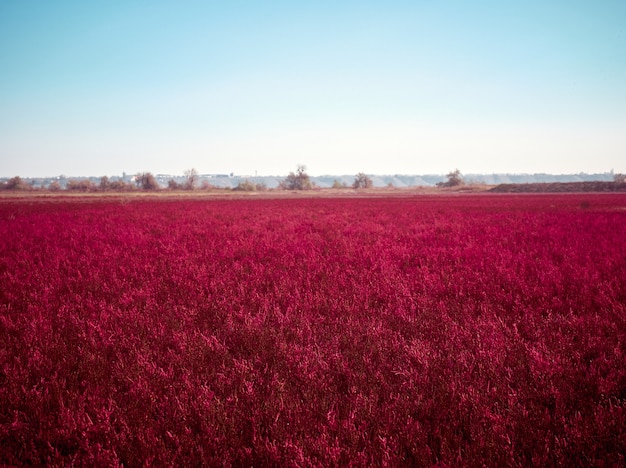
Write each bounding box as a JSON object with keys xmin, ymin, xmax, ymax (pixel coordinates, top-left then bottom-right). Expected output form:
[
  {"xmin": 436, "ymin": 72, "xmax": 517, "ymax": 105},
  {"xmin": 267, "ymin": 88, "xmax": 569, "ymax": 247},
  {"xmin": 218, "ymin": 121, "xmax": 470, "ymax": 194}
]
[
  {"xmin": 99, "ymin": 176, "xmax": 111, "ymax": 191},
  {"xmin": 135, "ymin": 172, "xmax": 160, "ymax": 190},
  {"xmin": 437, "ymin": 169, "xmax": 464, "ymax": 188},
  {"xmin": 281, "ymin": 165, "xmax": 313, "ymax": 190},
  {"xmin": 48, "ymin": 180, "xmax": 62, "ymax": 191},
  {"xmin": 168, "ymin": 179, "xmax": 182, "ymax": 190},
  {"xmin": 353, "ymin": 173, "xmax": 373, "ymax": 189},
  {"xmin": 1, "ymin": 176, "xmax": 32, "ymax": 191},
  {"xmin": 184, "ymin": 168, "xmax": 199, "ymax": 190}
]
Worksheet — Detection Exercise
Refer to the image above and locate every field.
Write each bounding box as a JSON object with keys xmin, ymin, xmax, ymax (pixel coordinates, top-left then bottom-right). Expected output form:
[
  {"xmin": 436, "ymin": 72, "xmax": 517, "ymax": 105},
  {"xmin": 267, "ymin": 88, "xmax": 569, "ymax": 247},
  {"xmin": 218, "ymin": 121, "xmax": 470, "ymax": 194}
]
[{"xmin": 1, "ymin": 193, "xmax": 625, "ymax": 466}]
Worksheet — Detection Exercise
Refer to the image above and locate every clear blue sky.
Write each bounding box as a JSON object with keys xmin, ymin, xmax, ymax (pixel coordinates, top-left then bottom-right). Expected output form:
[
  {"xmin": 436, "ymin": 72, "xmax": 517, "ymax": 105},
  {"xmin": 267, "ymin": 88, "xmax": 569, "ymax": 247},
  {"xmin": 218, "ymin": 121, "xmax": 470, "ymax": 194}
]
[{"xmin": 1, "ymin": 1, "xmax": 625, "ymax": 177}]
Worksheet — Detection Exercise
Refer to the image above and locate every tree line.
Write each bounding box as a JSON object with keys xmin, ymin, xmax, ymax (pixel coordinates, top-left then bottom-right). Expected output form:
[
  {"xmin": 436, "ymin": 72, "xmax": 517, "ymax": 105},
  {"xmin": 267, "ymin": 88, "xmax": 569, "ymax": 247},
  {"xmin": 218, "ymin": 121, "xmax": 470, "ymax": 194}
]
[{"xmin": 1, "ymin": 167, "xmax": 471, "ymax": 192}]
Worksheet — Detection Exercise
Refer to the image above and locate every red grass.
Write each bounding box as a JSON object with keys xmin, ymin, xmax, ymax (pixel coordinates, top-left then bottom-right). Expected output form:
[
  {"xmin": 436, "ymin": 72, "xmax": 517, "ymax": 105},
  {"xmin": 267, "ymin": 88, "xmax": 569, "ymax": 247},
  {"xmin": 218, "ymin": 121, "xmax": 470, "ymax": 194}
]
[{"xmin": 1, "ymin": 194, "xmax": 625, "ymax": 465}]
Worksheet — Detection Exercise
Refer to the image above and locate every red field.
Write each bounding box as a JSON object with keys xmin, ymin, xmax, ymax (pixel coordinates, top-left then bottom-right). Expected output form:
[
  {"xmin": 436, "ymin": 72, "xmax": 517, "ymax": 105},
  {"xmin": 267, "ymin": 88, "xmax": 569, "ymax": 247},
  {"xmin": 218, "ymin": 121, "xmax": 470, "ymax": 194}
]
[{"xmin": 1, "ymin": 194, "xmax": 625, "ymax": 466}]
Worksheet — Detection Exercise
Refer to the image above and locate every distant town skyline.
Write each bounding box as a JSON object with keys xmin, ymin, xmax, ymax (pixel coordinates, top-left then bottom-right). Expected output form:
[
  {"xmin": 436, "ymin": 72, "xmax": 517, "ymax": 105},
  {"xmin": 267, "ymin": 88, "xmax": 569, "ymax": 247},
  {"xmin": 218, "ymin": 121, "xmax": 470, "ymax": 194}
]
[{"xmin": 1, "ymin": 1, "xmax": 625, "ymax": 178}]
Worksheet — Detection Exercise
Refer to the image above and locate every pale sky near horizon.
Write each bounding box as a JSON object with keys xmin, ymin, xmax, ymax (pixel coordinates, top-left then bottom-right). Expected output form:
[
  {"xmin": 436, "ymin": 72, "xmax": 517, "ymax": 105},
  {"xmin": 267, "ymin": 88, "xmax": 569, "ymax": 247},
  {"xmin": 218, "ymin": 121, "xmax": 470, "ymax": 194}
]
[{"xmin": 1, "ymin": 1, "xmax": 625, "ymax": 177}]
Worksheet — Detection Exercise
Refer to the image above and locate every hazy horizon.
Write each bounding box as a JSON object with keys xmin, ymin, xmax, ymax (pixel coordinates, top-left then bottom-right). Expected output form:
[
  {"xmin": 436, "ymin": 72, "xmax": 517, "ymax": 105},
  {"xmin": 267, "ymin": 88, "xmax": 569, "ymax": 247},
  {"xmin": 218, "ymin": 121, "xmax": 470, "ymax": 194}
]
[{"xmin": 2, "ymin": 1, "xmax": 625, "ymax": 178}]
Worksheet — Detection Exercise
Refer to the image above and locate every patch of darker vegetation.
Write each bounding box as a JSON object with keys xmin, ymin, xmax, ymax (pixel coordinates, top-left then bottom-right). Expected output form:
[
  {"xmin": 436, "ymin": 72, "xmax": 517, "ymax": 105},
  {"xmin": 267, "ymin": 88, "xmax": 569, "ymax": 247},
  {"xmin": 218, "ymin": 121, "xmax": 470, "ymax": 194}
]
[{"xmin": 490, "ymin": 181, "xmax": 626, "ymax": 193}]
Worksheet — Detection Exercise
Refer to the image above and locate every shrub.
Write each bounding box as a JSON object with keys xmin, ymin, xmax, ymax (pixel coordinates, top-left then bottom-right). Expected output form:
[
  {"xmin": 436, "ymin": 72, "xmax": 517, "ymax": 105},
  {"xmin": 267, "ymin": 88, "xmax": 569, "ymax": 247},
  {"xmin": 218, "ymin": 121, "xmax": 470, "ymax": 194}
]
[
  {"xmin": 48, "ymin": 180, "xmax": 62, "ymax": 191},
  {"xmin": 66, "ymin": 179, "xmax": 95, "ymax": 192},
  {"xmin": 234, "ymin": 180, "xmax": 256, "ymax": 191},
  {"xmin": 135, "ymin": 172, "xmax": 160, "ymax": 190},
  {"xmin": 200, "ymin": 180, "xmax": 216, "ymax": 190},
  {"xmin": 184, "ymin": 168, "xmax": 199, "ymax": 190},
  {"xmin": 99, "ymin": 176, "xmax": 111, "ymax": 191},
  {"xmin": 280, "ymin": 165, "xmax": 313, "ymax": 190},
  {"xmin": 168, "ymin": 179, "xmax": 183, "ymax": 190},
  {"xmin": 437, "ymin": 169, "xmax": 464, "ymax": 188},
  {"xmin": 234, "ymin": 180, "xmax": 266, "ymax": 191},
  {"xmin": 109, "ymin": 179, "xmax": 135, "ymax": 191},
  {"xmin": 1, "ymin": 176, "xmax": 32, "ymax": 191},
  {"xmin": 353, "ymin": 173, "xmax": 373, "ymax": 189}
]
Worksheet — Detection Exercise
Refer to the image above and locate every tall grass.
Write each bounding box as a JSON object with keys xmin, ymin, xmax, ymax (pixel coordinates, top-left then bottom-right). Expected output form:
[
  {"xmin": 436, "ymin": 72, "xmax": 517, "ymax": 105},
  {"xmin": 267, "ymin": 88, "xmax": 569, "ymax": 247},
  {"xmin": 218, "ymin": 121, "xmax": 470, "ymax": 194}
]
[{"xmin": 1, "ymin": 194, "xmax": 625, "ymax": 465}]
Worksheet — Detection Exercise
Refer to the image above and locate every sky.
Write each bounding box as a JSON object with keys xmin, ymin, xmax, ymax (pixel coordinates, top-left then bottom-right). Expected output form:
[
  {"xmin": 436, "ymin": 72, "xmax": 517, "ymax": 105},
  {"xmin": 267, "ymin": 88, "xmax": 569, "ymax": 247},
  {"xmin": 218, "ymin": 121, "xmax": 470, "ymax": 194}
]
[{"xmin": 1, "ymin": 1, "xmax": 625, "ymax": 177}]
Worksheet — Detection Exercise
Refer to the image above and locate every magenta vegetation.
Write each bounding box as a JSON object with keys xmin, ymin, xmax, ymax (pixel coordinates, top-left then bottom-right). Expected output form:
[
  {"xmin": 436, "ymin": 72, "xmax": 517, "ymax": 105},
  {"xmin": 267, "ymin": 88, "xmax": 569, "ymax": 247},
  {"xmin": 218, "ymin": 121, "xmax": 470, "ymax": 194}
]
[{"xmin": 1, "ymin": 194, "xmax": 625, "ymax": 466}]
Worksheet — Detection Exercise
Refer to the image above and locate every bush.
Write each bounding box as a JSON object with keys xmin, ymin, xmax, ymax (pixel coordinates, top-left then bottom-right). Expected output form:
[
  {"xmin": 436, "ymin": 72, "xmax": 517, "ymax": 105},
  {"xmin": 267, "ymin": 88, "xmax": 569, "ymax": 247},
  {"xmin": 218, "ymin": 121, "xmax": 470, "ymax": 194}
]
[
  {"xmin": 353, "ymin": 173, "xmax": 373, "ymax": 189},
  {"xmin": 234, "ymin": 180, "xmax": 256, "ymax": 191},
  {"xmin": 168, "ymin": 179, "xmax": 183, "ymax": 190},
  {"xmin": 184, "ymin": 169, "xmax": 199, "ymax": 190},
  {"xmin": 234, "ymin": 180, "xmax": 267, "ymax": 192},
  {"xmin": 48, "ymin": 181, "xmax": 62, "ymax": 191},
  {"xmin": 109, "ymin": 180, "xmax": 135, "ymax": 191},
  {"xmin": 437, "ymin": 169, "xmax": 464, "ymax": 188},
  {"xmin": 1, "ymin": 176, "xmax": 32, "ymax": 191},
  {"xmin": 66, "ymin": 179, "xmax": 95, "ymax": 192},
  {"xmin": 200, "ymin": 180, "xmax": 216, "ymax": 190},
  {"xmin": 135, "ymin": 172, "xmax": 160, "ymax": 190},
  {"xmin": 280, "ymin": 165, "xmax": 313, "ymax": 190},
  {"xmin": 99, "ymin": 176, "xmax": 111, "ymax": 191}
]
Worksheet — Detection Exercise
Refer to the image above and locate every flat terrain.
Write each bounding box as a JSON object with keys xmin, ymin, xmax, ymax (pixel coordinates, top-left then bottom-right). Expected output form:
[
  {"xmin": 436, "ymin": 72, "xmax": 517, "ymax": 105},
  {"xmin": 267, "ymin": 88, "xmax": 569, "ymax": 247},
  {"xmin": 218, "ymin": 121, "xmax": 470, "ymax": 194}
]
[
  {"xmin": 1, "ymin": 193, "xmax": 625, "ymax": 465},
  {"xmin": 0, "ymin": 185, "xmax": 489, "ymax": 201}
]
